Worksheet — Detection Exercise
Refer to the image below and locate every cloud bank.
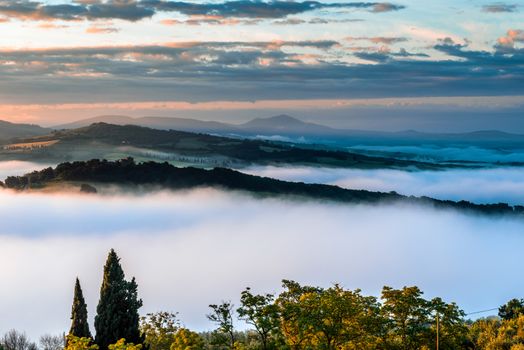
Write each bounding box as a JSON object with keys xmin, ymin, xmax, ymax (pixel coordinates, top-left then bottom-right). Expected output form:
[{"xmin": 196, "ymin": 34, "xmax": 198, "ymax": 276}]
[{"xmin": 0, "ymin": 34, "xmax": 523, "ymax": 104}]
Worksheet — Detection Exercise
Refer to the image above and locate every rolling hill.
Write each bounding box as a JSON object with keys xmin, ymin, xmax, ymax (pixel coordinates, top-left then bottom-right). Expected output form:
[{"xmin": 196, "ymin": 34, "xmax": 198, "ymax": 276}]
[
  {"xmin": 0, "ymin": 120, "xmax": 51, "ymax": 142},
  {"xmin": 2, "ymin": 122, "xmax": 442, "ymax": 170}
]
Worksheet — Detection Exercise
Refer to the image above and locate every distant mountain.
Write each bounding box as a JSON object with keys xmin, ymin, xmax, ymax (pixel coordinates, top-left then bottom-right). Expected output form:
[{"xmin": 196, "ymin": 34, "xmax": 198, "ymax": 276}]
[
  {"xmin": 55, "ymin": 115, "xmax": 137, "ymax": 129},
  {"xmin": 239, "ymin": 114, "xmax": 335, "ymax": 135},
  {"xmin": 0, "ymin": 120, "xmax": 51, "ymax": 142},
  {"xmin": 55, "ymin": 114, "xmax": 338, "ymax": 136},
  {"xmin": 54, "ymin": 115, "xmax": 524, "ymax": 149},
  {"xmin": 55, "ymin": 115, "xmax": 235, "ymax": 134}
]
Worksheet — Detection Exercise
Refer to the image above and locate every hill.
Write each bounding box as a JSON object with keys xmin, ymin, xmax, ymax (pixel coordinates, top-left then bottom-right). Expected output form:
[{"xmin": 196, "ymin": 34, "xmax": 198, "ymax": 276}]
[
  {"xmin": 0, "ymin": 120, "xmax": 51, "ymax": 143},
  {"xmin": 2, "ymin": 123, "xmax": 442, "ymax": 169},
  {"xmin": 3, "ymin": 158, "xmax": 523, "ymax": 217}
]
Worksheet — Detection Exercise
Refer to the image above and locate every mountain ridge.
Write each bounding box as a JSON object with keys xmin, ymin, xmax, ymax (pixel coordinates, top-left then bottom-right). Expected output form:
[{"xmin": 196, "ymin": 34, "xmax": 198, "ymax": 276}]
[{"xmin": 52, "ymin": 114, "xmax": 524, "ymax": 140}]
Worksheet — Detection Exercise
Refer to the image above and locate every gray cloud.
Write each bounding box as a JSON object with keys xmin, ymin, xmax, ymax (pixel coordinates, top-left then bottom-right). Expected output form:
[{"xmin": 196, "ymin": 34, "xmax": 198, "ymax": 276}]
[
  {"xmin": 0, "ymin": 0, "xmax": 405, "ymax": 22},
  {"xmin": 0, "ymin": 37, "xmax": 522, "ymax": 103},
  {"xmin": 143, "ymin": 0, "xmax": 405, "ymax": 18},
  {"xmin": 0, "ymin": 0, "xmax": 155, "ymax": 21},
  {"xmin": 482, "ymin": 3, "xmax": 518, "ymax": 13}
]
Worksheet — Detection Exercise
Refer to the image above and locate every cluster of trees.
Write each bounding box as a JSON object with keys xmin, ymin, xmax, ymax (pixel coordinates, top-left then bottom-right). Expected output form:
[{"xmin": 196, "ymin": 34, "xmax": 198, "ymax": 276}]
[
  {"xmin": 66, "ymin": 249, "xmax": 144, "ymax": 350},
  {"xmin": 2, "ymin": 250, "xmax": 524, "ymax": 350}
]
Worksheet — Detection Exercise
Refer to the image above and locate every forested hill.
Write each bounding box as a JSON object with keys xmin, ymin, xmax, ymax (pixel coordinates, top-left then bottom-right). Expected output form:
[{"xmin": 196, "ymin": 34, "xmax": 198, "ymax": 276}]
[
  {"xmin": 2, "ymin": 158, "xmax": 523, "ymax": 217},
  {"xmin": 11, "ymin": 122, "xmax": 444, "ymax": 169}
]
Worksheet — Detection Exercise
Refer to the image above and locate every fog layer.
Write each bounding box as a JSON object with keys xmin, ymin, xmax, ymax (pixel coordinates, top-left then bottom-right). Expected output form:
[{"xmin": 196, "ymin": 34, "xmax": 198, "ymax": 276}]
[
  {"xmin": 0, "ymin": 188, "xmax": 523, "ymax": 340},
  {"xmin": 242, "ymin": 165, "xmax": 524, "ymax": 205},
  {"xmin": 346, "ymin": 146, "xmax": 524, "ymax": 163}
]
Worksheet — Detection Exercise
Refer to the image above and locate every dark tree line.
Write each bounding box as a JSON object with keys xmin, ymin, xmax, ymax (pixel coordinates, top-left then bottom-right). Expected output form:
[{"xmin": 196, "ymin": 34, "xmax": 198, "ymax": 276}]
[{"xmin": 4, "ymin": 158, "xmax": 524, "ymax": 217}]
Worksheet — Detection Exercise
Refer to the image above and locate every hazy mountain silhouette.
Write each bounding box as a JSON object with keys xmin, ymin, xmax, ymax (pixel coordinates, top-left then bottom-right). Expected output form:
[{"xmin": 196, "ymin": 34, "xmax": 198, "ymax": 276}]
[
  {"xmin": 53, "ymin": 115, "xmax": 524, "ymax": 149},
  {"xmin": 0, "ymin": 120, "xmax": 51, "ymax": 142}
]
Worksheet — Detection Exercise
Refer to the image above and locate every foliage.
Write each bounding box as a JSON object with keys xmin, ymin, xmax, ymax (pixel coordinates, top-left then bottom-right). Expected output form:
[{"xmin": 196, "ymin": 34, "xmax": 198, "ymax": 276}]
[
  {"xmin": 69, "ymin": 278, "xmax": 92, "ymax": 339},
  {"xmin": 140, "ymin": 312, "xmax": 180, "ymax": 350},
  {"xmin": 499, "ymin": 299, "xmax": 524, "ymax": 320},
  {"xmin": 208, "ymin": 302, "xmax": 236, "ymax": 349},
  {"xmin": 469, "ymin": 315, "xmax": 524, "ymax": 349},
  {"xmin": 64, "ymin": 336, "xmax": 98, "ymax": 350},
  {"xmin": 170, "ymin": 329, "xmax": 205, "ymax": 350},
  {"xmin": 276, "ymin": 280, "xmax": 385, "ymax": 350},
  {"xmin": 94, "ymin": 249, "xmax": 145, "ymax": 350},
  {"xmin": 237, "ymin": 287, "xmax": 280, "ymax": 350},
  {"xmin": 108, "ymin": 339, "xmax": 143, "ymax": 350}
]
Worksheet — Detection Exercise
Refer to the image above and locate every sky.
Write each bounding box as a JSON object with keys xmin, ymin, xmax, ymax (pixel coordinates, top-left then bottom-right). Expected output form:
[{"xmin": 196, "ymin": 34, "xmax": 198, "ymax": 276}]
[{"xmin": 0, "ymin": 0, "xmax": 522, "ymax": 127}]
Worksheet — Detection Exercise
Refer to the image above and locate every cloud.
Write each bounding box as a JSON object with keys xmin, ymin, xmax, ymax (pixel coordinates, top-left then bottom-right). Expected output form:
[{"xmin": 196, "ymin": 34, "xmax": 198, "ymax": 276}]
[
  {"xmin": 0, "ymin": 0, "xmax": 155, "ymax": 21},
  {"xmin": 496, "ymin": 29, "xmax": 524, "ymax": 49},
  {"xmin": 0, "ymin": 1, "xmax": 404, "ymax": 22},
  {"xmin": 86, "ymin": 24, "xmax": 119, "ymax": 33},
  {"xmin": 482, "ymin": 3, "xmax": 518, "ymax": 13},
  {"xmin": 0, "ymin": 35, "xmax": 523, "ymax": 104},
  {"xmin": 370, "ymin": 2, "xmax": 404, "ymax": 12},
  {"xmin": 160, "ymin": 15, "xmax": 262, "ymax": 26},
  {"xmin": 347, "ymin": 36, "xmax": 408, "ymax": 44},
  {"xmin": 143, "ymin": 0, "xmax": 405, "ymax": 19}
]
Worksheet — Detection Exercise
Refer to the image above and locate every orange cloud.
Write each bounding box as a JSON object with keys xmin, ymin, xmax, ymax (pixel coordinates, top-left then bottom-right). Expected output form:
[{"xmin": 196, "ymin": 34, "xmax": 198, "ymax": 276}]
[
  {"xmin": 497, "ymin": 29, "xmax": 524, "ymax": 48},
  {"xmin": 86, "ymin": 25, "xmax": 119, "ymax": 34}
]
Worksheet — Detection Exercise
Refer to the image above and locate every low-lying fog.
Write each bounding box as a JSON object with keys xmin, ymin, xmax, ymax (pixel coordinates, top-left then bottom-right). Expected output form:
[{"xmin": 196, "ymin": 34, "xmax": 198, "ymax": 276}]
[
  {"xmin": 1, "ymin": 185, "xmax": 523, "ymax": 339},
  {"xmin": 346, "ymin": 145, "xmax": 524, "ymax": 163},
  {"xmin": 242, "ymin": 165, "xmax": 524, "ymax": 205}
]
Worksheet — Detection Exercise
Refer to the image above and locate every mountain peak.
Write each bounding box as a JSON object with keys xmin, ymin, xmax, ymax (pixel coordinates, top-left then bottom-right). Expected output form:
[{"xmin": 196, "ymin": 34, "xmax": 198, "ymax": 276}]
[{"xmin": 242, "ymin": 115, "xmax": 309, "ymax": 128}]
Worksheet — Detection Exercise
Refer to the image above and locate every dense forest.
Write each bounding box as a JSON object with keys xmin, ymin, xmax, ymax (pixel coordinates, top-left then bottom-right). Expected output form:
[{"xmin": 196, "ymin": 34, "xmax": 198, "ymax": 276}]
[
  {"xmin": 1, "ymin": 158, "xmax": 523, "ymax": 217},
  {"xmin": 1, "ymin": 250, "xmax": 523, "ymax": 350}
]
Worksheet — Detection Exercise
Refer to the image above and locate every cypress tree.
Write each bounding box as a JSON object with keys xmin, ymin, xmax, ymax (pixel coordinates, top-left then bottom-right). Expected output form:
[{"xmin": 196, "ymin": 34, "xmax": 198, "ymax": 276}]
[
  {"xmin": 69, "ymin": 278, "xmax": 92, "ymax": 339},
  {"xmin": 94, "ymin": 249, "xmax": 144, "ymax": 350}
]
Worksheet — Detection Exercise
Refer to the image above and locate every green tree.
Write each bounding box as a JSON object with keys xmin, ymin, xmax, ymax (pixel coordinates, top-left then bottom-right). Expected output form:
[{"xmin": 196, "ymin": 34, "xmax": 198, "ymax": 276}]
[
  {"xmin": 70, "ymin": 278, "xmax": 92, "ymax": 339},
  {"xmin": 429, "ymin": 297, "xmax": 467, "ymax": 349},
  {"xmin": 237, "ymin": 287, "xmax": 280, "ymax": 350},
  {"xmin": 140, "ymin": 312, "xmax": 180, "ymax": 350},
  {"xmin": 276, "ymin": 280, "xmax": 320, "ymax": 349},
  {"xmin": 499, "ymin": 299, "xmax": 524, "ymax": 321},
  {"xmin": 170, "ymin": 329, "xmax": 205, "ymax": 350},
  {"xmin": 208, "ymin": 301, "xmax": 235, "ymax": 349},
  {"xmin": 95, "ymin": 249, "xmax": 145, "ymax": 350},
  {"xmin": 381, "ymin": 286, "xmax": 431, "ymax": 350},
  {"xmin": 276, "ymin": 281, "xmax": 384, "ymax": 350}
]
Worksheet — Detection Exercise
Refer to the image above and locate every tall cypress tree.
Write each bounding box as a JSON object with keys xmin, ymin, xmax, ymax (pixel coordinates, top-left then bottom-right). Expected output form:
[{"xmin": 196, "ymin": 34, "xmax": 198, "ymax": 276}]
[
  {"xmin": 94, "ymin": 249, "xmax": 144, "ymax": 350},
  {"xmin": 69, "ymin": 278, "xmax": 92, "ymax": 339}
]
